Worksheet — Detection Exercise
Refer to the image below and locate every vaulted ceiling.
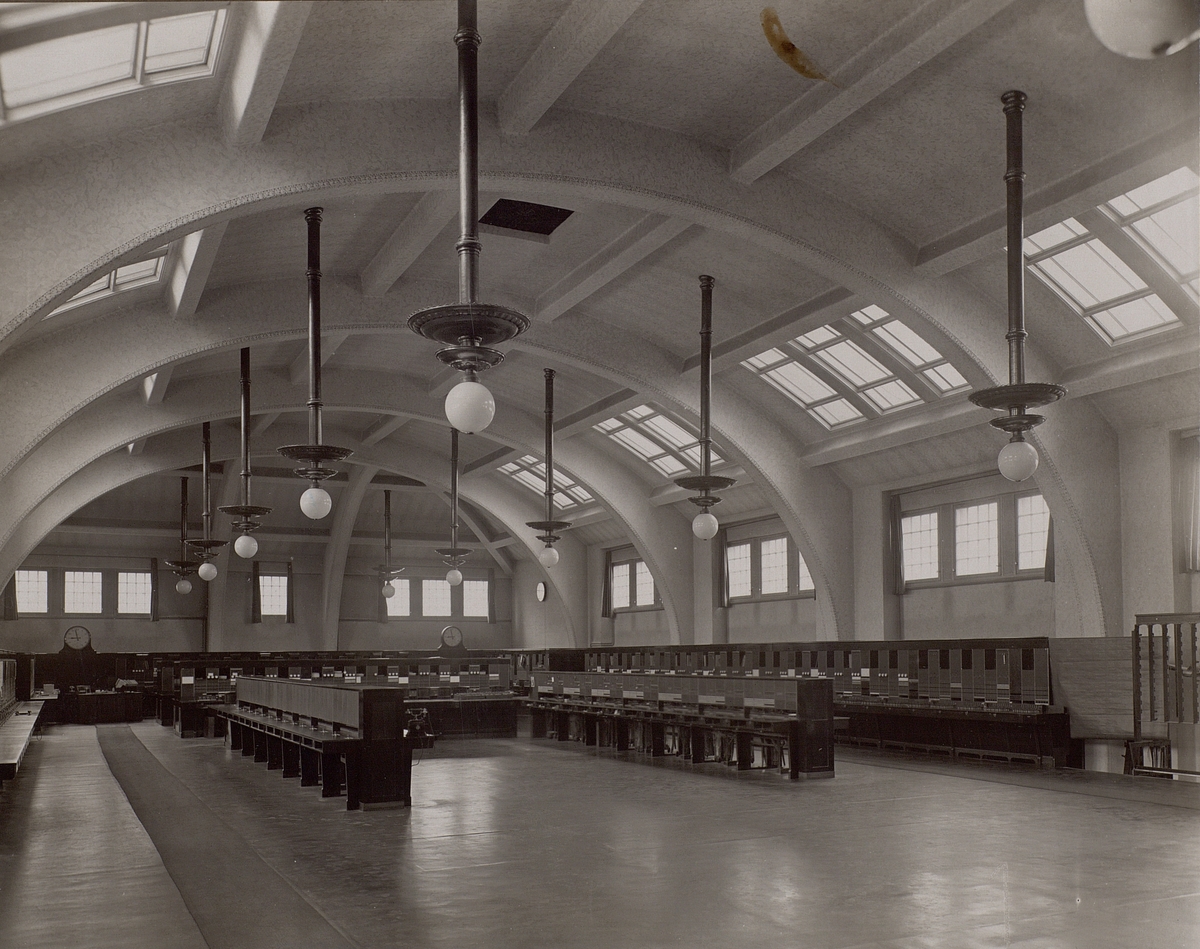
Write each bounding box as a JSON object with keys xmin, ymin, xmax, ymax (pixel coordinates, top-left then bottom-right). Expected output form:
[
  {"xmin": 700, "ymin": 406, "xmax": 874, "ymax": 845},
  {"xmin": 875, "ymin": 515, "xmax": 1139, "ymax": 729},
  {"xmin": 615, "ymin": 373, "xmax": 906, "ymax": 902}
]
[{"xmin": 0, "ymin": 0, "xmax": 1195, "ymax": 635}]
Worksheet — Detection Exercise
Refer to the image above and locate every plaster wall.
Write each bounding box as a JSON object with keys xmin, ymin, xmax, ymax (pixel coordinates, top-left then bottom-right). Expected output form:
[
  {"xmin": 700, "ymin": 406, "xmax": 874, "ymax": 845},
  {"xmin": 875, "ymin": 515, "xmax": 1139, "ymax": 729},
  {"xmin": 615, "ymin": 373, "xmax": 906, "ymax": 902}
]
[
  {"xmin": 511, "ymin": 560, "xmax": 572, "ymax": 649},
  {"xmin": 902, "ymin": 579, "xmax": 1055, "ymax": 639},
  {"xmin": 726, "ymin": 597, "xmax": 818, "ymax": 643},
  {"xmin": 1119, "ymin": 425, "xmax": 1178, "ymax": 624}
]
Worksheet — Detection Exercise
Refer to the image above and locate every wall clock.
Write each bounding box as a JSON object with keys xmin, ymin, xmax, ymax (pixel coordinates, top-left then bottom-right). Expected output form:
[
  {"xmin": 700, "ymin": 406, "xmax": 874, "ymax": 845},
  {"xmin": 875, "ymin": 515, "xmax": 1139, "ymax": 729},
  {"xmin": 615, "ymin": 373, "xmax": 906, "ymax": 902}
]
[
  {"xmin": 440, "ymin": 625, "xmax": 463, "ymax": 648},
  {"xmin": 535, "ymin": 581, "xmax": 547, "ymax": 602},
  {"xmin": 63, "ymin": 625, "xmax": 91, "ymax": 650}
]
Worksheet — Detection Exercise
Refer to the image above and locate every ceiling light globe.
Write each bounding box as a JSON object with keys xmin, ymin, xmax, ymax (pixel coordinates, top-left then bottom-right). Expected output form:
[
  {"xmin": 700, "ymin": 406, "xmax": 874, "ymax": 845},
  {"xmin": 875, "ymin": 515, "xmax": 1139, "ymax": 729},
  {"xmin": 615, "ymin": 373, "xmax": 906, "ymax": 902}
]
[
  {"xmin": 175, "ymin": 578, "xmax": 193, "ymax": 595},
  {"xmin": 1084, "ymin": 0, "xmax": 1199, "ymax": 59},
  {"xmin": 998, "ymin": 440, "xmax": 1040, "ymax": 482},
  {"xmin": 445, "ymin": 379, "xmax": 495, "ymax": 433},
  {"xmin": 538, "ymin": 546, "xmax": 560, "ymax": 568},
  {"xmin": 234, "ymin": 533, "xmax": 259, "ymax": 559},
  {"xmin": 197, "ymin": 561, "xmax": 218, "ymax": 582},
  {"xmin": 446, "ymin": 567, "xmax": 463, "ymax": 586},
  {"xmin": 382, "ymin": 580, "xmax": 395, "ymax": 598},
  {"xmin": 300, "ymin": 486, "xmax": 332, "ymax": 519},
  {"xmin": 692, "ymin": 511, "xmax": 720, "ymax": 540}
]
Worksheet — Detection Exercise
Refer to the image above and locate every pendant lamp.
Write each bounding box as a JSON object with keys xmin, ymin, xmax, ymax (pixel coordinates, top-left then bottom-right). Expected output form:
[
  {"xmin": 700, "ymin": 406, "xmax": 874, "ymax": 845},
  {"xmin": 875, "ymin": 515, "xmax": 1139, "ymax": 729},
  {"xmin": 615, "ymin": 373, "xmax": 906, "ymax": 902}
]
[
  {"xmin": 436, "ymin": 429, "xmax": 470, "ymax": 585},
  {"xmin": 186, "ymin": 421, "xmax": 226, "ymax": 580},
  {"xmin": 377, "ymin": 490, "xmax": 405, "ymax": 597},
  {"xmin": 278, "ymin": 207, "xmax": 352, "ymax": 516},
  {"xmin": 219, "ymin": 348, "xmax": 272, "ymax": 556},
  {"xmin": 968, "ymin": 91, "xmax": 1065, "ymax": 482},
  {"xmin": 164, "ymin": 477, "xmax": 200, "ymax": 594},
  {"xmin": 408, "ymin": 0, "xmax": 528, "ymax": 434},
  {"xmin": 526, "ymin": 368, "xmax": 572, "ymax": 567},
  {"xmin": 675, "ymin": 275, "xmax": 736, "ymax": 538}
]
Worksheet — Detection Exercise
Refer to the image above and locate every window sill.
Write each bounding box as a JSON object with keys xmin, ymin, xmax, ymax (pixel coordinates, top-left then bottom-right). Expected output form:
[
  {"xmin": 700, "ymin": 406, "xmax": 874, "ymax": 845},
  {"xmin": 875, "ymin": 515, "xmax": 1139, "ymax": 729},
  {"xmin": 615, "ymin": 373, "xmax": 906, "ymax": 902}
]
[
  {"xmin": 902, "ymin": 572, "xmax": 1048, "ymax": 592},
  {"xmin": 727, "ymin": 591, "xmax": 817, "ymax": 605},
  {"xmin": 612, "ymin": 604, "xmax": 663, "ymax": 615}
]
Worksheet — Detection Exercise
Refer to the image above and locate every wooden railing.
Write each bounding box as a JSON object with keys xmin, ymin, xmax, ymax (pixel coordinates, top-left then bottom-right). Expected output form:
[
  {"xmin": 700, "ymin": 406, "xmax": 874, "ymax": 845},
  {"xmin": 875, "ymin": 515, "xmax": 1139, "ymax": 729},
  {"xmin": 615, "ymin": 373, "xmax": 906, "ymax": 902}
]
[{"xmin": 1130, "ymin": 613, "xmax": 1199, "ymax": 777}]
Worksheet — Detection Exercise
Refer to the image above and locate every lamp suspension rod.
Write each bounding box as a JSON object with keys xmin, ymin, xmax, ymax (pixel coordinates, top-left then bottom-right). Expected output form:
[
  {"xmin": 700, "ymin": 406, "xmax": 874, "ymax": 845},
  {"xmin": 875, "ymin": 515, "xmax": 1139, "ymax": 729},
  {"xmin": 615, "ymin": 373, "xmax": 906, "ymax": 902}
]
[
  {"xmin": 238, "ymin": 347, "xmax": 253, "ymax": 506},
  {"xmin": 698, "ymin": 275, "xmax": 715, "ymax": 479},
  {"xmin": 543, "ymin": 368, "xmax": 556, "ymax": 524},
  {"xmin": 450, "ymin": 428, "xmax": 460, "ymax": 552},
  {"xmin": 1003, "ymin": 90, "xmax": 1027, "ymax": 389},
  {"xmin": 456, "ymin": 0, "xmax": 480, "ymax": 308},
  {"xmin": 201, "ymin": 421, "xmax": 212, "ymax": 541},
  {"xmin": 178, "ymin": 476, "xmax": 189, "ymax": 562},
  {"xmin": 305, "ymin": 206, "xmax": 324, "ymax": 446},
  {"xmin": 383, "ymin": 490, "xmax": 392, "ymax": 571}
]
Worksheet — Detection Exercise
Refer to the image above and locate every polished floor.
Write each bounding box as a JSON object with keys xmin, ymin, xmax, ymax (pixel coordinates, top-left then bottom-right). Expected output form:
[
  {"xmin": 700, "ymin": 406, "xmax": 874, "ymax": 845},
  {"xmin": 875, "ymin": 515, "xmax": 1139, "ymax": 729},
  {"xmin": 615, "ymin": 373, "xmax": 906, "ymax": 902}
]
[{"xmin": 1, "ymin": 722, "xmax": 1198, "ymax": 949}]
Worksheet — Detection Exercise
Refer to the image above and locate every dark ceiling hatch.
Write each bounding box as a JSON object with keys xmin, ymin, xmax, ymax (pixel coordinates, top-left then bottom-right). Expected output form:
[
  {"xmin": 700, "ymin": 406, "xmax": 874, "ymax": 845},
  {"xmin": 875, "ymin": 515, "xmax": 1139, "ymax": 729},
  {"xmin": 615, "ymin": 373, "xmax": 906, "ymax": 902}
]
[{"xmin": 479, "ymin": 199, "xmax": 573, "ymax": 241}]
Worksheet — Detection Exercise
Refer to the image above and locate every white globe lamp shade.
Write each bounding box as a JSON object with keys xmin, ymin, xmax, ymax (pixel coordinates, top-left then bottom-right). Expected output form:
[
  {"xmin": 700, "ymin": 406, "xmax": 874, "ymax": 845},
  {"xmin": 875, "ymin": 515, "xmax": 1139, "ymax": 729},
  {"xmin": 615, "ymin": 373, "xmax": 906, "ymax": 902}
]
[
  {"xmin": 538, "ymin": 546, "xmax": 560, "ymax": 568},
  {"xmin": 382, "ymin": 581, "xmax": 395, "ymax": 598},
  {"xmin": 446, "ymin": 567, "xmax": 463, "ymax": 586},
  {"xmin": 1085, "ymin": 0, "xmax": 1200, "ymax": 59},
  {"xmin": 175, "ymin": 578, "xmax": 192, "ymax": 595},
  {"xmin": 234, "ymin": 533, "xmax": 259, "ymax": 559},
  {"xmin": 300, "ymin": 485, "xmax": 332, "ymax": 519},
  {"xmin": 692, "ymin": 511, "xmax": 720, "ymax": 540},
  {"xmin": 197, "ymin": 561, "xmax": 218, "ymax": 582},
  {"xmin": 445, "ymin": 379, "xmax": 495, "ymax": 433},
  {"xmin": 998, "ymin": 440, "xmax": 1040, "ymax": 482}
]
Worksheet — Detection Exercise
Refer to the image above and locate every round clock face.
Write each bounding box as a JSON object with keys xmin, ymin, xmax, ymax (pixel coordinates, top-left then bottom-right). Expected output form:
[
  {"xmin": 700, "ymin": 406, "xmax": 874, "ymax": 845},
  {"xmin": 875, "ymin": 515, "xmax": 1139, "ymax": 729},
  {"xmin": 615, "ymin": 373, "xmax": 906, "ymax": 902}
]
[
  {"xmin": 441, "ymin": 625, "xmax": 463, "ymax": 648},
  {"xmin": 535, "ymin": 581, "xmax": 547, "ymax": 602},
  {"xmin": 64, "ymin": 625, "xmax": 91, "ymax": 650}
]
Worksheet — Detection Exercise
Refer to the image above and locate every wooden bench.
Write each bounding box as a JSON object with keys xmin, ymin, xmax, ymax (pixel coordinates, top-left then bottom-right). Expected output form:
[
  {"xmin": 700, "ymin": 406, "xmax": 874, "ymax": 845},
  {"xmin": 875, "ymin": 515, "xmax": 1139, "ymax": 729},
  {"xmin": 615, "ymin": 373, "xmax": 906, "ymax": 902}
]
[
  {"xmin": 0, "ymin": 701, "xmax": 45, "ymax": 786},
  {"xmin": 216, "ymin": 676, "xmax": 414, "ymax": 810}
]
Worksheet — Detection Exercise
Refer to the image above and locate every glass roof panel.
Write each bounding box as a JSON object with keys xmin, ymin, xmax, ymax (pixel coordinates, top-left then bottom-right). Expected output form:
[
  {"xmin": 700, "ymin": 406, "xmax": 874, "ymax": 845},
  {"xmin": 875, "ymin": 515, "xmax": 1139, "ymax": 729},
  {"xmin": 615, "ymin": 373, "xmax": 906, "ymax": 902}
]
[
  {"xmin": 113, "ymin": 257, "xmax": 162, "ymax": 286},
  {"xmin": 795, "ymin": 326, "xmax": 840, "ymax": 349},
  {"xmin": 511, "ymin": 470, "xmax": 545, "ymax": 493},
  {"xmin": 609, "ymin": 428, "xmax": 663, "ymax": 461},
  {"xmin": 1024, "ymin": 218, "xmax": 1088, "ymax": 255},
  {"xmin": 626, "ymin": 405, "xmax": 653, "ymax": 420},
  {"xmin": 923, "ymin": 362, "xmax": 968, "ymax": 392},
  {"xmin": 762, "ymin": 362, "xmax": 835, "ymax": 405},
  {"xmin": 594, "ymin": 418, "xmax": 620, "ymax": 433},
  {"xmin": 850, "ymin": 304, "xmax": 890, "ymax": 325},
  {"xmin": 862, "ymin": 379, "xmax": 920, "ymax": 412},
  {"xmin": 743, "ymin": 348, "xmax": 789, "ymax": 371},
  {"xmin": 1032, "ymin": 239, "xmax": 1146, "ymax": 310},
  {"xmin": 1089, "ymin": 295, "xmax": 1179, "ymax": 342},
  {"xmin": 812, "ymin": 340, "xmax": 890, "ymax": 387},
  {"xmin": 144, "ymin": 12, "xmax": 217, "ymax": 74},
  {"xmin": 1129, "ymin": 194, "xmax": 1199, "ymax": 278},
  {"xmin": 1110, "ymin": 167, "xmax": 1199, "ymax": 213},
  {"xmin": 0, "ymin": 24, "xmax": 137, "ymax": 108},
  {"xmin": 651, "ymin": 456, "xmax": 687, "ymax": 477},
  {"xmin": 872, "ymin": 321, "xmax": 943, "ymax": 366},
  {"xmin": 809, "ymin": 399, "xmax": 863, "ymax": 428},
  {"xmin": 640, "ymin": 415, "xmax": 695, "ymax": 450}
]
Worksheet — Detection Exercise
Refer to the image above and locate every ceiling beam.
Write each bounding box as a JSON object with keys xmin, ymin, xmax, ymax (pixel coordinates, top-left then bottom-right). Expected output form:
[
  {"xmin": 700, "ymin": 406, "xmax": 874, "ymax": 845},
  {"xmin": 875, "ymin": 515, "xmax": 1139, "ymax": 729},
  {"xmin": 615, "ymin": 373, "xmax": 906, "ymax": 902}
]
[
  {"xmin": 250, "ymin": 411, "xmax": 280, "ymax": 438},
  {"xmin": 914, "ymin": 117, "xmax": 1199, "ymax": 275},
  {"xmin": 48, "ymin": 521, "xmax": 495, "ymax": 550},
  {"xmin": 427, "ymin": 367, "xmax": 460, "ymax": 401},
  {"xmin": 361, "ymin": 416, "xmax": 409, "ymax": 447},
  {"xmin": 534, "ymin": 214, "xmax": 691, "ymax": 322},
  {"xmin": 450, "ymin": 498, "xmax": 514, "ymax": 577},
  {"xmin": 683, "ymin": 287, "xmax": 855, "ymax": 373},
  {"xmin": 360, "ymin": 190, "xmax": 458, "ymax": 297},
  {"xmin": 219, "ymin": 0, "xmax": 313, "ymax": 147},
  {"xmin": 288, "ymin": 332, "xmax": 348, "ymax": 386},
  {"xmin": 167, "ymin": 222, "xmax": 228, "ymax": 318},
  {"xmin": 730, "ymin": 0, "xmax": 1017, "ymax": 183},
  {"xmin": 497, "ymin": 0, "xmax": 647, "ymax": 136},
  {"xmin": 463, "ymin": 446, "xmax": 519, "ymax": 476},
  {"xmin": 141, "ymin": 367, "xmax": 173, "ymax": 404},
  {"xmin": 555, "ymin": 389, "xmax": 644, "ymax": 439}
]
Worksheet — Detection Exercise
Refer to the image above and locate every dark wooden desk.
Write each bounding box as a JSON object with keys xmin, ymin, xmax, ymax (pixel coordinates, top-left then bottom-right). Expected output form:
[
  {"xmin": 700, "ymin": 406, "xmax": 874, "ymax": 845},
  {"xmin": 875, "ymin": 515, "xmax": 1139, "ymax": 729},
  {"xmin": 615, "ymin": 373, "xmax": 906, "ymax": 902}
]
[{"xmin": 59, "ymin": 691, "xmax": 143, "ymax": 725}]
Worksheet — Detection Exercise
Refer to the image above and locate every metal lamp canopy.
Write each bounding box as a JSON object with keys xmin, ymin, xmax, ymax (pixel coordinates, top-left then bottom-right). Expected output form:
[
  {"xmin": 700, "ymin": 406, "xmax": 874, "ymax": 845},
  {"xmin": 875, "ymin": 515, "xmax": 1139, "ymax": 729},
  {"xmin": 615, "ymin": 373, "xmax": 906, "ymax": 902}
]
[
  {"xmin": 675, "ymin": 275, "xmax": 736, "ymax": 537},
  {"xmin": 968, "ymin": 91, "xmax": 1066, "ymax": 482},
  {"xmin": 278, "ymin": 207, "xmax": 353, "ymax": 513},
  {"xmin": 407, "ymin": 0, "xmax": 529, "ymax": 429},
  {"xmin": 219, "ymin": 347, "xmax": 272, "ymax": 555}
]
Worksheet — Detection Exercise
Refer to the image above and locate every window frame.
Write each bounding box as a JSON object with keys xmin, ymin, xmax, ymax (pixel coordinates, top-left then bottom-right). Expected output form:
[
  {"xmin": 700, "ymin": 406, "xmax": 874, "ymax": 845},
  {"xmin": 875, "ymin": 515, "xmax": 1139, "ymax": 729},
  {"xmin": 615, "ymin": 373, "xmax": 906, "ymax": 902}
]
[
  {"xmin": 723, "ymin": 531, "xmax": 815, "ymax": 603},
  {"xmin": 896, "ymin": 487, "xmax": 1051, "ymax": 590},
  {"xmin": 14, "ymin": 568, "xmax": 49, "ymax": 615},
  {"xmin": 63, "ymin": 569, "xmax": 104, "ymax": 615},
  {"xmin": 258, "ymin": 573, "xmax": 289, "ymax": 618},
  {"xmin": 116, "ymin": 570, "xmax": 153, "ymax": 615},
  {"xmin": 608, "ymin": 553, "xmax": 661, "ymax": 614}
]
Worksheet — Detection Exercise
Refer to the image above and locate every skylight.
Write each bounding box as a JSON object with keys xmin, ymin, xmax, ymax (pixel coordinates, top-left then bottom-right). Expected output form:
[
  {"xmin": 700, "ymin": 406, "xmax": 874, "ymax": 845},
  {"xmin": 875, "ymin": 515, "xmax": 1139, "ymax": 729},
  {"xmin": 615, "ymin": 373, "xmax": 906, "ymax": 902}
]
[
  {"xmin": 0, "ymin": 8, "xmax": 226, "ymax": 125},
  {"xmin": 48, "ymin": 250, "xmax": 168, "ymax": 316},
  {"xmin": 741, "ymin": 304, "xmax": 966, "ymax": 429},
  {"xmin": 594, "ymin": 405, "xmax": 725, "ymax": 478},
  {"xmin": 1024, "ymin": 167, "xmax": 1197, "ymax": 345},
  {"xmin": 497, "ymin": 455, "xmax": 593, "ymax": 510}
]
